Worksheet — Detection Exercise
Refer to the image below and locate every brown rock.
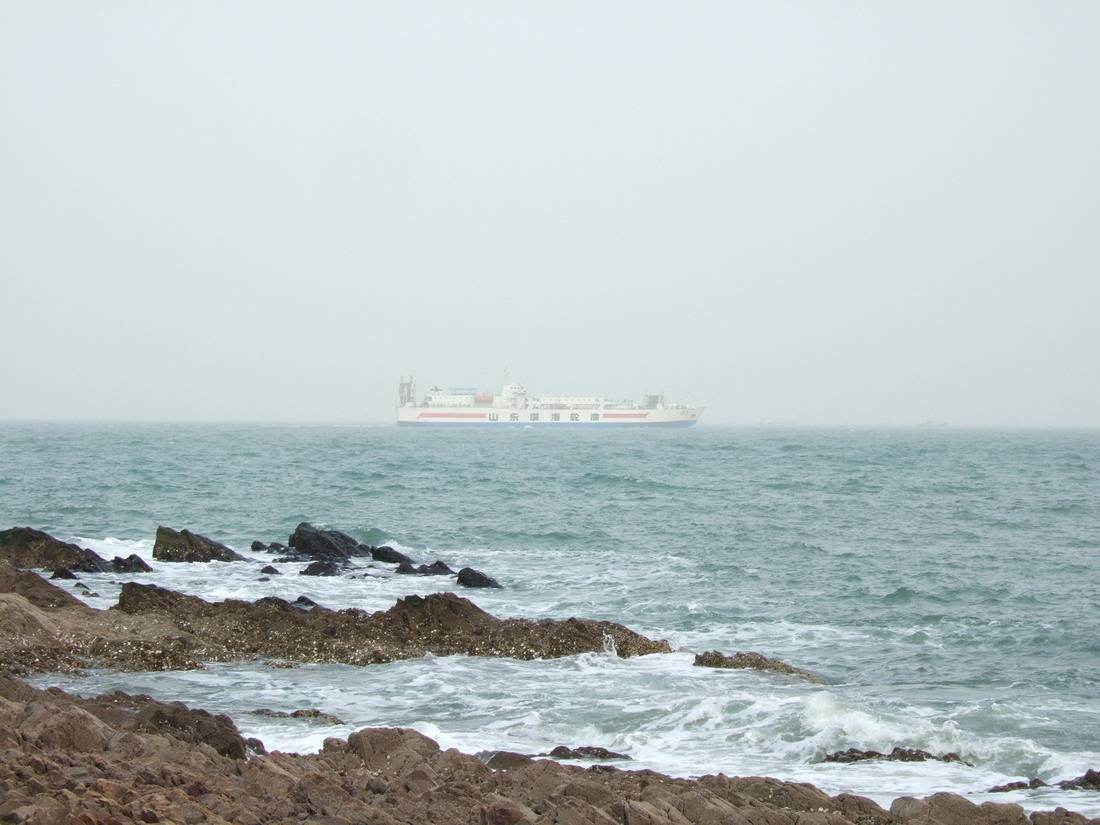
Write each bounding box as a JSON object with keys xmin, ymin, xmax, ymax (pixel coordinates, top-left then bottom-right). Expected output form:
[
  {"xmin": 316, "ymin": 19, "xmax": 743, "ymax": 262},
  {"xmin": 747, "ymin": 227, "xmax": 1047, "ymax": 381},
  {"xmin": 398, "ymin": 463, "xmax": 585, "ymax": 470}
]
[
  {"xmin": 0, "ymin": 527, "xmax": 111, "ymax": 572},
  {"xmin": 693, "ymin": 649, "xmax": 823, "ymax": 683}
]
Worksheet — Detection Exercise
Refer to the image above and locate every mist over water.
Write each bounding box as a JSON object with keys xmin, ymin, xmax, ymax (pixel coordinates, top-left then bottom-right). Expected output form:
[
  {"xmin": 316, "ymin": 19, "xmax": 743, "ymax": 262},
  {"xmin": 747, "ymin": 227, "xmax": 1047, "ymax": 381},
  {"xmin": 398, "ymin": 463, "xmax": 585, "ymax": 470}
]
[{"xmin": 3, "ymin": 423, "xmax": 1099, "ymax": 814}]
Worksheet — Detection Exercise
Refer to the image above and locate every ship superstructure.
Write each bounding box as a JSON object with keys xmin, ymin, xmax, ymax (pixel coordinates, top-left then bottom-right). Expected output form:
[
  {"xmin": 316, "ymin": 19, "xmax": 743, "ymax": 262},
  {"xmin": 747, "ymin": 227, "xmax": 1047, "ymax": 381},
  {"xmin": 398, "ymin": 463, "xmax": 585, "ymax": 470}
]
[{"xmin": 396, "ymin": 378, "xmax": 703, "ymax": 426}]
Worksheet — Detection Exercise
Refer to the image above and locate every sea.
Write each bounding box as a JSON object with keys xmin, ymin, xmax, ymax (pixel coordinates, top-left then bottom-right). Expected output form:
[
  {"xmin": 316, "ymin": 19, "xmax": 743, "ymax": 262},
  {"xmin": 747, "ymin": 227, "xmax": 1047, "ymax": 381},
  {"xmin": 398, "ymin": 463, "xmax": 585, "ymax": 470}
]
[{"xmin": 1, "ymin": 423, "xmax": 1097, "ymax": 815}]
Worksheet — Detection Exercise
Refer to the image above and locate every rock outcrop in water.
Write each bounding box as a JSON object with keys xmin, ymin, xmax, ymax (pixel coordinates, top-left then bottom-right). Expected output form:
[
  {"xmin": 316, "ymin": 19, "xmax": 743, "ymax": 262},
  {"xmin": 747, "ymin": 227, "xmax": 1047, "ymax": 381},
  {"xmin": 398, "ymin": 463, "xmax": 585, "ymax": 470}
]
[
  {"xmin": 824, "ymin": 747, "xmax": 965, "ymax": 764},
  {"xmin": 0, "ymin": 527, "xmax": 111, "ymax": 572},
  {"xmin": 694, "ymin": 649, "xmax": 823, "ymax": 683},
  {"xmin": 153, "ymin": 526, "xmax": 247, "ymax": 563},
  {"xmin": 546, "ymin": 745, "xmax": 632, "ymax": 761},
  {"xmin": 288, "ymin": 522, "xmax": 365, "ymax": 560},
  {"xmin": 111, "ymin": 553, "xmax": 154, "ymax": 573},
  {"xmin": 0, "ymin": 567, "xmax": 669, "ymax": 673},
  {"xmin": 252, "ymin": 707, "xmax": 345, "ymax": 725},
  {"xmin": 0, "ymin": 674, "xmax": 1092, "ymax": 825},
  {"xmin": 114, "ymin": 584, "xmax": 671, "ymax": 663},
  {"xmin": 457, "ymin": 566, "xmax": 502, "ymax": 588}
]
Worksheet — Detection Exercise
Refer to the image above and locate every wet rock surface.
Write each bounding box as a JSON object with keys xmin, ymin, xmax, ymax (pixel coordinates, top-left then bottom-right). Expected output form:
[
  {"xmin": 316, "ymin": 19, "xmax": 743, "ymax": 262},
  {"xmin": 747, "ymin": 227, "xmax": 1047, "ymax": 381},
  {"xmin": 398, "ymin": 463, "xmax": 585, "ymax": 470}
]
[
  {"xmin": 112, "ymin": 584, "xmax": 671, "ymax": 664},
  {"xmin": 372, "ymin": 544, "xmax": 413, "ymax": 564},
  {"xmin": 457, "ymin": 566, "xmax": 502, "ymax": 588},
  {"xmin": 259, "ymin": 564, "xmax": 280, "ymax": 575},
  {"xmin": 0, "ymin": 675, "xmax": 1093, "ymax": 825},
  {"xmin": 0, "ymin": 527, "xmax": 111, "ymax": 572},
  {"xmin": 990, "ymin": 779, "xmax": 1050, "ymax": 793},
  {"xmin": 287, "ymin": 522, "xmax": 365, "ymax": 560},
  {"xmin": 49, "ymin": 567, "xmax": 78, "ymax": 579},
  {"xmin": 152, "ymin": 526, "xmax": 247, "ymax": 563},
  {"xmin": 824, "ymin": 747, "xmax": 965, "ymax": 764},
  {"xmin": 0, "ymin": 569, "xmax": 670, "ymax": 673},
  {"xmin": 300, "ymin": 560, "xmax": 340, "ymax": 576},
  {"xmin": 252, "ymin": 708, "xmax": 345, "ymax": 725},
  {"xmin": 694, "ymin": 649, "xmax": 823, "ymax": 682},
  {"xmin": 1059, "ymin": 770, "xmax": 1100, "ymax": 791},
  {"xmin": 111, "ymin": 553, "xmax": 154, "ymax": 573},
  {"xmin": 547, "ymin": 745, "xmax": 632, "ymax": 761}
]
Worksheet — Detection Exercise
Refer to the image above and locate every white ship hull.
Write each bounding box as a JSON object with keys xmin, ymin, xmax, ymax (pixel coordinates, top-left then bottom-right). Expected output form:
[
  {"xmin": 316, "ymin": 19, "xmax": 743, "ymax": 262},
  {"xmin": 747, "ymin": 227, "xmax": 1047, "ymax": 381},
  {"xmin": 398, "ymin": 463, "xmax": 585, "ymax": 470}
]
[{"xmin": 397, "ymin": 405, "xmax": 702, "ymax": 426}]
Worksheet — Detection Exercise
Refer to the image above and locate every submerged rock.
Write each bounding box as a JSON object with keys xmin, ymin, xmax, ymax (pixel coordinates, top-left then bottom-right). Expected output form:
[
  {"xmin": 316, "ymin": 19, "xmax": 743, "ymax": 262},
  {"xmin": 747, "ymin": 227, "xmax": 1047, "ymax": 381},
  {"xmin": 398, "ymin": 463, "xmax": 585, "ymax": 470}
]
[
  {"xmin": 547, "ymin": 745, "xmax": 631, "ymax": 761},
  {"xmin": 0, "ymin": 527, "xmax": 111, "ymax": 572},
  {"xmin": 252, "ymin": 708, "xmax": 345, "ymax": 725},
  {"xmin": 288, "ymin": 522, "xmax": 363, "ymax": 560},
  {"xmin": 824, "ymin": 747, "xmax": 964, "ymax": 764},
  {"xmin": 988, "ymin": 778, "xmax": 1048, "ymax": 793},
  {"xmin": 372, "ymin": 545, "xmax": 413, "ymax": 564},
  {"xmin": 259, "ymin": 565, "xmax": 280, "ymax": 575},
  {"xmin": 300, "ymin": 560, "xmax": 340, "ymax": 576},
  {"xmin": 694, "ymin": 650, "xmax": 822, "ymax": 683},
  {"xmin": 111, "ymin": 553, "xmax": 153, "ymax": 573},
  {"xmin": 50, "ymin": 567, "xmax": 78, "ymax": 580},
  {"xmin": 152, "ymin": 526, "xmax": 246, "ymax": 563},
  {"xmin": 456, "ymin": 567, "xmax": 501, "ymax": 588}
]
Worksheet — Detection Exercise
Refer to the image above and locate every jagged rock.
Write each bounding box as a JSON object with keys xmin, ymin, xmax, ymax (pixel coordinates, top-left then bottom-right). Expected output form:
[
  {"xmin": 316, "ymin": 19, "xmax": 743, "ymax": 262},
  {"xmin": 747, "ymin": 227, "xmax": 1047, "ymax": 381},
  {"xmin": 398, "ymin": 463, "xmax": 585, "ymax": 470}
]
[
  {"xmin": 988, "ymin": 778, "xmax": 1048, "ymax": 793},
  {"xmin": 825, "ymin": 747, "xmax": 964, "ymax": 764},
  {"xmin": 250, "ymin": 540, "xmax": 267, "ymax": 552},
  {"xmin": 457, "ymin": 567, "xmax": 501, "ymax": 588},
  {"xmin": 267, "ymin": 542, "xmax": 286, "ymax": 552},
  {"xmin": 152, "ymin": 526, "xmax": 246, "ymax": 563},
  {"xmin": 0, "ymin": 564, "xmax": 90, "ymax": 609},
  {"xmin": 50, "ymin": 567, "xmax": 78, "ymax": 579},
  {"xmin": 372, "ymin": 545, "xmax": 413, "ymax": 564},
  {"xmin": 252, "ymin": 708, "xmax": 345, "ymax": 725},
  {"xmin": 111, "ymin": 585, "xmax": 670, "ymax": 665},
  {"xmin": 259, "ymin": 565, "xmax": 280, "ymax": 575},
  {"xmin": 0, "ymin": 527, "xmax": 110, "ymax": 572},
  {"xmin": 694, "ymin": 650, "xmax": 822, "ymax": 683},
  {"xmin": 1, "ymin": 675, "xmax": 1087, "ymax": 825},
  {"xmin": 395, "ymin": 561, "xmax": 420, "ymax": 574},
  {"xmin": 422, "ymin": 560, "xmax": 455, "ymax": 575},
  {"xmin": 300, "ymin": 560, "xmax": 340, "ymax": 577},
  {"xmin": 111, "ymin": 554, "xmax": 153, "ymax": 573},
  {"xmin": 288, "ymin": 522, "xmax": 362, "ymax": 560},
  {"xmin": 1059, "ymin": 769, "xmax": 1100, "ymax": 790},
  {"xmin": 547, "ymin": 745, "xmax": 631, "ymax": 761}
]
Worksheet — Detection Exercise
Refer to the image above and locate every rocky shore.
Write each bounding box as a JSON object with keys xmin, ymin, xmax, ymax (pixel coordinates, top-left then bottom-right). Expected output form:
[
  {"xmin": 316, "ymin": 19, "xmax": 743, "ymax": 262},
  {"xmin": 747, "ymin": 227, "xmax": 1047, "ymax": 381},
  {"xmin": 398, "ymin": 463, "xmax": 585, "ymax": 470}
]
[
  {"xmin": 5, "ymin": 673, "xmax": 1097, "ymax": 825},
  {"xmin": 1, "ymin": 526, "xmax": 1097, "ymax": 824}
]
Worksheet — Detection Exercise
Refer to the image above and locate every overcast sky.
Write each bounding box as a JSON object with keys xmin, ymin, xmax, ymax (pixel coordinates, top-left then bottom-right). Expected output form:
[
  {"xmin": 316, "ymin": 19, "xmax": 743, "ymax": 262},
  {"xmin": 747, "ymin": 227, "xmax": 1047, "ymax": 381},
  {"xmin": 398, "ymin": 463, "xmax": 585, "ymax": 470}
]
[{"xmin": 1, "ymin": 2, "xmax": 1097, "ymax": 425}]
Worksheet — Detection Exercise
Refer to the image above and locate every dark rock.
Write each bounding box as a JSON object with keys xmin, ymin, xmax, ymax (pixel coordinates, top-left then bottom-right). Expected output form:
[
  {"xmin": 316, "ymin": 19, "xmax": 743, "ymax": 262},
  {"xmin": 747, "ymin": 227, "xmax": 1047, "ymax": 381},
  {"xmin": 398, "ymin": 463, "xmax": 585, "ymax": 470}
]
[
  {"xmin": 547, "ymin": 745, "xmax": 631, "ymax": 761},
  {"xmin": 1058, "ymin": 769, "xmax": 1100, "ymax": 790},
  {"xmin": 0, "ymin": 527, "xmax": 110, "ymax": 572},
  {"xmin": 824, "ymin": 747, "xmax": 965, "ymax": 764},
  {"xmin": 259, "ymin": 565, "xmax": 280, "ymax": 575},
  {"xmin": 372, "ymin": 545, "xmax": 413, "ymax": 565},
  {"xmin": 250, "ymin": 541, "xmax": 268, "ymax": 552},
  {"xmin": 694, "ymin": 649, "xmax": 822, "ymax": 683},
  {"xmin": 273, "ymin": 554, "xmax": 313, "ymax": 563},
  {"xmin": 257, "ymin": 577, "xmax": 271, "ymax": 582},
  {"xmin": 395, "ymin": 561, "xmax": 420, "ymax": 574},
  {"xmin": 988, "ymin": 779, "xmax": 1047, "ymax": 793},
  {"xmin": 245, "ymin": 737, "xmax": 267, "ymax": 754},
  {"xmin": 477, "ymin": 750, "xmax": 535, "ymax": 770},
  {"xmin": 85, "ymin": 592, "xmax": 101, "ymax": 598},
  {"xmin": 252, "ymin": 708, "xmax": 345, "ymax": 725},
  {"xmin": 300, "ymin": 560, "xmax": 340, "ymax": 577},
  {"xmin": 50, "ymin": 567, "xmax": 78, "ymax": 580},
  {"xmin": 152, "ymin": 526, "xmax": 246, "ymax": 563},
  {"xmin": 421, "ymin": 560, "xmax": 455, "ymax": 575},
  {"xmin": 267, "ymin": 542, "xmax": 286, "ymax": 552},
  {"xmin": 0, "ymin": 564, "xmax": 90, "ymax": 609},
  {"xmin": 456, "ymin": 567, "xmax": 502, "ymax": 588},
  {"xmin": 288, "ymin": 522, "xmax": 361, "ymax": 560},
  {"xmin": 111, "ymin": 553, "xmax": 153, "ymax": 573},
  {"xmin": 292, "ymin": 595, "xmax": 318, "ymax": 609}
]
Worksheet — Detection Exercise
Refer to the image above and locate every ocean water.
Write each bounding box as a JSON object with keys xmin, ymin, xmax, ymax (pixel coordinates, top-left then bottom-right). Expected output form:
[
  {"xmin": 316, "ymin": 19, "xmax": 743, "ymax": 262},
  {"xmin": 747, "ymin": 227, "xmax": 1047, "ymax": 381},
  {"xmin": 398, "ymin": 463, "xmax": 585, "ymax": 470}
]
[{"xmin": 2, "ymin": 423, "xmax": 1098, "ymax": 814}]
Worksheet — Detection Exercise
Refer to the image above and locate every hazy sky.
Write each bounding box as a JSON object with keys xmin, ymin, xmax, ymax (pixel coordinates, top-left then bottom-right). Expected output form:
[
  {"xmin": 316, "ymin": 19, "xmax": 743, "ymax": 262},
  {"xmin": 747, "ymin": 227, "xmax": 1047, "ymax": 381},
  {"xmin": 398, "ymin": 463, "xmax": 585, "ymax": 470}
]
[{"xmin": 2, "ymin": 2, "xmax": 1097, "ymax": 425}]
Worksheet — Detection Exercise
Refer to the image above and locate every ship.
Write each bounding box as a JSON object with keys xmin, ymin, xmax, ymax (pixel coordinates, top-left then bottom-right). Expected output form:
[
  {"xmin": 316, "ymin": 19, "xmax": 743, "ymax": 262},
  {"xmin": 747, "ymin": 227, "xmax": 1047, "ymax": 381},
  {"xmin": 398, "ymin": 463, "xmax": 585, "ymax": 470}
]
[{"xmin": 396, "ymin": 377, "xmax": 703, "ymax": 426}]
